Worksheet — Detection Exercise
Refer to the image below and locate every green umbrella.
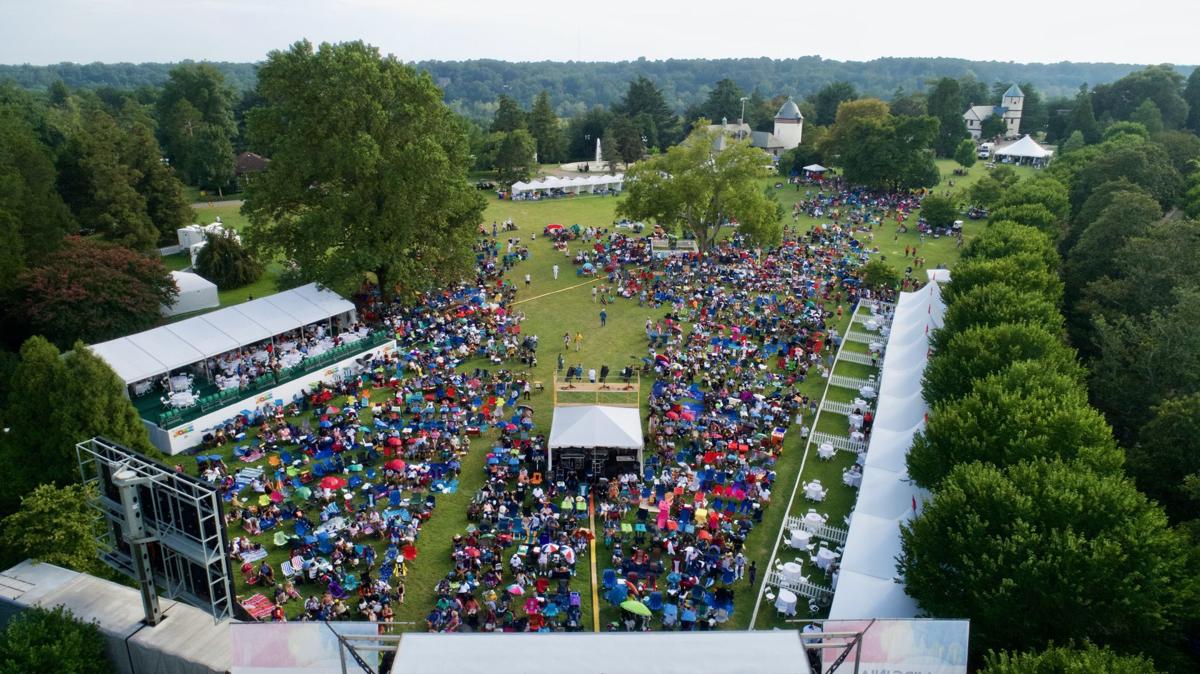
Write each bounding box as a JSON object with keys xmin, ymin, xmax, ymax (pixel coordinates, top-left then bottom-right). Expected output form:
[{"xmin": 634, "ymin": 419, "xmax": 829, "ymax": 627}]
[
  {"xmin": 293, "ymin": 486, "xmax": 312, "ymax": 501},
  {"xmin": 273, "ymin": 531, "xmax": 291, "ymax": 547},
  {"xmin": 620, "ymin": 600, "xmax": 652, "ymax": 617}
]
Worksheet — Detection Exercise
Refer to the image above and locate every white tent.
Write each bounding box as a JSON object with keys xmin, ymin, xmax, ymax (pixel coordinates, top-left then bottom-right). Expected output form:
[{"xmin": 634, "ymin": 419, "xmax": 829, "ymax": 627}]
[
  {"xmin": 163, "ymin": 271, "xmax": 219, "ymax": 317},
  {"xmin": 802, "ymin": 163, "xmax": 828, "ymax": 172},
  {"xmin": 994, "ymin": 135, "xmax": 1053, "ymax": 166},
  {"xmin": 391, "ymin": 631, "xmax": 811, "ymax": 674},
  {"xmin": 549, "ymin": 405, "xmax": 643, "ymax": 450},
  {"xmin": 90, "ymin": 282, "xmax": 356, "ymax": 386},
  {"xmin": 830, "ymin": 278, "xmax": 946, "ymax": 620}
]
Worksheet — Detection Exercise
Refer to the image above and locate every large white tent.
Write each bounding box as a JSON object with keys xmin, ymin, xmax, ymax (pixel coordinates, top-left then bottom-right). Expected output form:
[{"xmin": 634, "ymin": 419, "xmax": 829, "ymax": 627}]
[
  {"xmin": 391, "ymin": 631, "xmax": 811, "ymax": 674},
  {"xmin": 548, "ymin": 405, "xmax": 643, "ymax": 450},
  {"xmin": 90, "ymin": 282, "xmax": 356, "ymax": 387},
  {"xmin": 994, "ymin": 135, "xmax": 1053, "ymax": 166},
  {"xmin": 511, "ymin": 173, "xmax": 624, "ymax": 197},
  {"xmin": 163, "ymin": 271, "xmax": 219, "ymax": 317},
  {"xmin": 829, "ymin": 280, "xmax": 946, "ymax": 620}
]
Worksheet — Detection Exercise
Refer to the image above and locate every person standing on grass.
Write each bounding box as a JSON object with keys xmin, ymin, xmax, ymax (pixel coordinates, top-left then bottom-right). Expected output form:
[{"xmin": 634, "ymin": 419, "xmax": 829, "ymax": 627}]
[
  {"xmin": 574, "ymin": 332, "xmax": 584, "ymax": 352},
  {"xmin": 599, "ymin": 309, "xmax": 607, "ymax": 327},
  {"xmin": 563, "ymin": 332, "xmax": 570, "ymax": 350},
  {"xmin": 735, "ymin": 552, "xmax": 746, "ymax": 580},
  {"xmin": 748, "ymin": 560, "xmax": 757, "ymax": 586},
  {"xmin": 524, "ymin": 273, "xmax": 531, "ymax": 289},
  {"xmin": 552, "ymin": 264, "xmax": 559, "ymax": 280},
  {"xmin": 591, "ymin": 286, "xmax": 598, "ymax": 303}
]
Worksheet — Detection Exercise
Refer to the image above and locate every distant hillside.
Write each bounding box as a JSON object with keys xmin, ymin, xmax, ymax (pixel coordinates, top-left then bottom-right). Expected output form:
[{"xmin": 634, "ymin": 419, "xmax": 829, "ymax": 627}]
[{"xmin": 2, "ymin": 56, "xmax": 1192, "ymax": 120}]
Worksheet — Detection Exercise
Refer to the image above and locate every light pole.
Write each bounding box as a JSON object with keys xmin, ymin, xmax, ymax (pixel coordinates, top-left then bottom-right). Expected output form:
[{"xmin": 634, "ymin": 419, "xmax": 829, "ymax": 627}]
[{"xmin": 739, "ymin": 96, "xmax": 750, "ymax": 128}]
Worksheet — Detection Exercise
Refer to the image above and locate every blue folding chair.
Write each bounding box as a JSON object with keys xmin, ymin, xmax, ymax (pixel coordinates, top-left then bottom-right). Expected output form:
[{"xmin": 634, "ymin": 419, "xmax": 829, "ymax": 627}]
[
  {"xmin": 602, "ymin": 568, "xmax": 617, "ymax": 591},
  {"xmin": 646, "ymin": 591, "xmax": 664, "ymax": 612}
]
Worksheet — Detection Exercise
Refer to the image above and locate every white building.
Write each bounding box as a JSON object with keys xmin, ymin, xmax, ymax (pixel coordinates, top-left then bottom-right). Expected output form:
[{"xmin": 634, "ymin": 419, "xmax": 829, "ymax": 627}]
[
  {"xmin": 963, "ymin": 84, "xmax": 1024, "ymax": 140},
  {"xmin": 708, "ymin": 98, "xmax": 805, "ymax": 159}
]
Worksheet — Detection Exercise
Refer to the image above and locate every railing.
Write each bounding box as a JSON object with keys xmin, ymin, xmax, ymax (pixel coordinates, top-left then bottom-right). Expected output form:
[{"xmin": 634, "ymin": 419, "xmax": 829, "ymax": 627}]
[
  {"xmin": 153, "ymin": 331, "xmax": 395, "ymax": 429},
  {"xmin": 844, "ymin": 329, "xmax": 878, "ymax": 344},
  {"xmin": 838, "ymin": 351, "xmax": 878, "ymax": 367},
  {"xmin": 765, "ymin": 568, "xmax": 834, "ymax": 600},
  {"xmin": 785, "ymin": 515, "xmax": 850, "ymax": 545},
  {"xmin": 820, "ymin": 400, "xmax": 873, "ymax": 416},
  {"xmin": 810, "ymin": 431, "xmax": 868, "ymax": 455},
  {"xmin": 828, "ymin": 374, "xmax": 873, "ymax": 391}
]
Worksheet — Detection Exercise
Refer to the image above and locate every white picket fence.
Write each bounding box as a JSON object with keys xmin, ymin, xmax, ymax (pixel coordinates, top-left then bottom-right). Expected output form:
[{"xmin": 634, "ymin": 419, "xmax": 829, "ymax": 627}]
[
  {"xmin": 810, "ymin": 431, "xmax": 868, "ymax": 455},
  {"xmin": 784, "ymin": 514, "xmax": 850, "ymax": 545},
  {"xmin": 829, "ymin": 374, "xmax": 873, "ymax": 391},
  {"xmin": 844, "ymin": 329, "xmax": 877, "ymax": 344},
  {"xmin": 839, "ymin": 350, "xmax": 878, "ymax": 367},
  {"xmin": 765, "ymin": 568, "xmax": 834, "ymax": 600},
  {"xmin": 820, "ymin": 400, "xmax": 873, "ymax": 416}
]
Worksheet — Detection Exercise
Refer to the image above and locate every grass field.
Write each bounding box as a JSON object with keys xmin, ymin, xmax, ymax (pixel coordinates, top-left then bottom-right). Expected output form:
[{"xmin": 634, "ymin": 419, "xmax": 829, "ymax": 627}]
[{"xmin": 182, "ymin": 160, "xmax": 1003, "ymax": 631}]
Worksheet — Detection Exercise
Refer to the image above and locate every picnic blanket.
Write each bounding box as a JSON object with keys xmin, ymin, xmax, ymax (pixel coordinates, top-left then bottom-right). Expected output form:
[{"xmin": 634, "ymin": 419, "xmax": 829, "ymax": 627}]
[{"xmin": 241, "ymin": 594, "xmax": 274, "ymax": 621}]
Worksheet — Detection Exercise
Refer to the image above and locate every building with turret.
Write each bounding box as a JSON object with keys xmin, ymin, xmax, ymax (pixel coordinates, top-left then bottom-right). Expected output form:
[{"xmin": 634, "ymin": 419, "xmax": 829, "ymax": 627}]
[
  {"xmin": 707, "ymin": 97, "xmax": 805, "ymax": 159},
  {"xmin": 963, "ymin": 84, "xmax": 1024, "ymax": 140}
]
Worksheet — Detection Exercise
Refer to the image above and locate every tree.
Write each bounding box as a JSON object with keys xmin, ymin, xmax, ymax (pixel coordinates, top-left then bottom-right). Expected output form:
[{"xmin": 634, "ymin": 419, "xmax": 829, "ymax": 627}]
[
  {"xmin": 820, "ymin": 98, "xmax": 891, "ymax": 158},
  {"xmin": 1126, "ymin": 394, "xmax": 1200, "ymax": 525},
  {"xmin": 490, "ymin": 129, "xmax": 537, "ymax": 185},
  {"xmin": 696, "ymin": 78, "xmax": 746, "ymax": 124},
  {"xmin": 980, "ymin": 643, "xmax": 1162, "ymax": 674},
  {"xmin": 1185, "ymin": 165, "xmax": 1200, "ymax": 219},
  {"xmin": 1016, "ymin": 82, "xmax": 1048, "ymax": 136},
  {"xmin": 124, "ymin": 121, "xmax": 193, "ymax": 244},
  {"xmin": 980, "ymin": 114, "xmax": 1007, "ymax": 139},
  {"xmin": 195, "ymin": 230, "xmax": 262, "ymax": 290},
  {"xmin": 565, "ymin": 106, "xmax": 612, "ymax": 161},
  {"xmin": 1064, "ymin": 189, "xmax": 1162, "ymax": 306},
  {"xmin": 157, "ymin": 63, "xmax": 238, "ymax": 191},
  {"xmin": 835, "ymin": 113, "xmax": 940, "ymax": 191},
  {"xmin": 900, "ymin": 459, "xmax": 1195, "ymax": 662},
  {"xmin": 12, "ymin": 237, "xmax": 177, "ymax": 348},
  {"xmin": 1068, "ymin": 85, "xmax": 1101, "ymax": 144},
  {"xmin": 968, "ymin": 165, "xmax": 1020, "ymax": 207},
  {"xmin": 1, "ymin": 484, "xmax": 104, "ymax": 575},
  {"xmin": 919, "ymin": 195, "xmax": 958, "ymax": 229},
  {"xmin": 889, "ymin": 89, "xmax": 926, "ymax": 117},
  {"xmin": 962, "ymin": 221, "xmax": 1058, "ymax": 270},
  {"xmin": 490, "ymin": 94, "xmax": 527, "ymax": 133},
  {"xmin": 1093, "ymin": 65, "xmax": 1189, "ymax": 129},
  {"xmin": 810, "ymin": 81, "xmax": 858, "ymax": 126},
  {"xmin": 1129, "ymin": 99, "xmax": 1165, "ymax": 134},
  {"xmin": 1059, "ymin": 130, "xmax": 1086, "ymax": 154},
  {"xmin": 528, "ymin": 91, "xmax": 566, "ymax": 163},
  {"xmin": 1102, "ymin": 120, "xmax": 1150, "ymax": 143},
  {"xmin": 927, "ymin": 77, "xmax": 968, "ymax": 156},
  {"xmin": 1065, "ymin": 178, "xmax": 1148, "ymax": 252},
  {"xmin": 908, "ymin": 361, "xmax": 1121, "ymax": 488},
  {"xmin": 608, "ymin": 115, "xmax": 645, "ymax": 165},
  {"xmin": 933, "ymin": 282, "xmax": 1064, "ymax": 350},
  {"xmin": 986, "ymin": 203, "xmax": 1059, "ymax": 238},
  {"xmin": 953, "ymin": 138, "xmax": 976, "ymax": 168},
  {"xmin": 858, "ymin": 259, "xmax": 900, "ymax": 291},
  {"xmin": 1153, "ymin": 129, "xmax": 1200, "ymax": 174},
  {"xmin": 0, "ymin": 605, "xmax": 113, "ymax": 674},
  {"xmin": 942, "ymin": 253, "xmax": 1064, "ymax": 306},
  {"xmin": 995, "ymin": 175, "xmax": 1070, "ymax": 223},
  {"xmin": 243, "ymin": 40, "xmax": 486, "ymax": 300},
  {"xmin": 614, "ymin": 76, "xmax": 679, "ymax": 150},
  {"xmin": 617, "ymin": 125, "xmax": 780, "ymax": 251},
  {"xmin": 0, "ymin": 338, "xmax": 155, "ymax": 512},
  {"xmin": 923, "ymin": 322, "xmax": 1082, "ymax": 405},
  {"xmin": 1082, "ymin": 218, "xmax": 1200, "ymax": 325},
  {"xmin": 1185, "ymin": 66, "xmax": 1200, "ymax": 132}
]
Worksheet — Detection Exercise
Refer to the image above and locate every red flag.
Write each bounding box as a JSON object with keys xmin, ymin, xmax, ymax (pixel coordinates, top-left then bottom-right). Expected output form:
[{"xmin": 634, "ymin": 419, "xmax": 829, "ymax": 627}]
[{"xmin": 912, "ymin": 496, "xmax": 918, "ymax": 512}]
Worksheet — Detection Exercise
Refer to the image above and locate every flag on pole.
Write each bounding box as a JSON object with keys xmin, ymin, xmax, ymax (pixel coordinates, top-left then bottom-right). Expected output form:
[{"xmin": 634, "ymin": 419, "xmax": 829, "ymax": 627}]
[{"xmin": 912, "ymin": 496, "xmax": 918, "ymax": 512}]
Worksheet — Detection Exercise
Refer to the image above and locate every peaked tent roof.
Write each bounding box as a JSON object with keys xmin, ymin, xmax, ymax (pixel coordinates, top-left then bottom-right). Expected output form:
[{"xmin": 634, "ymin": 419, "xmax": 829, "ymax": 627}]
[
  {"xmin": 802, "ymin": 164, "xmax": 828, "ymax": 172},
  {"xmin": 549, "ymin": 405, "xmax": 643, "ymax": 450},
  {"xmin": 1003, "ymin": 83, "xmax": 1024, "ymax": 98},
  {"xmin": 775, "ymin": 98, "xmax": 803, "ymax": 120},
  {"xmin": 90, "ymin": 282, "xmax": 355, "ymax": 385},
  {"xmin": 995, "ymin": 135, "xmax": 1052, "ymax": 159}
]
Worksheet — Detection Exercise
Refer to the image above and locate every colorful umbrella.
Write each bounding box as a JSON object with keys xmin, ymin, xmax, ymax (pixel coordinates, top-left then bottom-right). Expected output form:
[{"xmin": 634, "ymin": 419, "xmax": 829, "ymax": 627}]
[
  {"xmin": 387, "ymin": 437, "xmax": 403, "ymax": 447},
  {"xmin": 620, "ymin": 599, "xmax": 652, "ymax": 617},
  {"xmin": 385, "ymin": 459, "xmax": 406, "ymax": 471},
  {"xmin": 269, "ymin": 491, "xmax": 284, "ymax": 503},
  {"xmin": 293, "ymin": 486, "xmax": 312, "ymax": 500},
  {"xmin": 326, "ymin": 406, "xmax": 340, "ymax": 414},
  {"xmin": 507, "ymin": 584, "xmax": 525, "ymax": 596},
  {"xmin": 319, "ymin": 476, "xmax": 347, "ymax": 490}
]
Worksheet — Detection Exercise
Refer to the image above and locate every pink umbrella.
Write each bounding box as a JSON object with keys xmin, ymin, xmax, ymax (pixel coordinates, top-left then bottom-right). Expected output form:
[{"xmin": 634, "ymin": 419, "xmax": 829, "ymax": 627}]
[
  {"xmin": 269, "ymin": 491, "xmax": 284, "ymax": 503},
  {"xmin": 507, "ymin": 584, "xmax": 524, "ymax": 596}
]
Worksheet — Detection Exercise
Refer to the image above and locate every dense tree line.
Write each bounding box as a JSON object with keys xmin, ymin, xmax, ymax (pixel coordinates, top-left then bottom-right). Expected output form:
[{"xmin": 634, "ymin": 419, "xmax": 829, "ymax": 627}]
[
  {"xmin": 2, "ymin": 57, "xmax": 1174, "ymax": 120},
  {"xmin": 900, "ymin": 171, "xmax": 1200, "ymax": 670}
]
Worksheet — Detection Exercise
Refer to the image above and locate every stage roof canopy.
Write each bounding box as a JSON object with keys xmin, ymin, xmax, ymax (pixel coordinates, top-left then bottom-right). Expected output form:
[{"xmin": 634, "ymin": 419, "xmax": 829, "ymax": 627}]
[{"xmin": 549, "ymin": 405, "xmax": 643, "ymax": 450}]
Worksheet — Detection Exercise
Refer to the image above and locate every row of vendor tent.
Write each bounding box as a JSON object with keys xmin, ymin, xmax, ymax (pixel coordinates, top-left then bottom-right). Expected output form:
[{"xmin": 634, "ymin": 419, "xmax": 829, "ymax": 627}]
[
  {"xmin": 511, "ymin": 174, "xmax": 625, "ymax": 195},
  {"xmin": 89, "ymin": 282, "xmax": 356, "ymax": 386},
  {"xmin": 828, "ymin": 271, "xmax": 947, "ymax": 620}
]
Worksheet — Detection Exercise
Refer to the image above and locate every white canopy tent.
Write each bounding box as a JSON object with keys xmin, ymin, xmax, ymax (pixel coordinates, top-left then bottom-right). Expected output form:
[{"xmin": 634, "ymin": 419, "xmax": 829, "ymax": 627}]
[
  {"xmin": 802, "ymin": 163, "xmax": 828, "ymax": 173},
  {"xmin": 511, "ymin": 173, "xmax": 625, "ymax": 197},
  {"xmin": 163, "ymin": 271, "xmax": 219, "ymax": 317},
  {"xmin": 391, "ymin": 631, "xmax": 811, "ymax": 674},
  {"xmin": 994, "ymin": 135, "xmax": 1053, "ymax": 166},
  {"xmin": 549, "ymin": 405, "xmax": 643, "ymax": 450},
  {"xmin": 830, "ymin": 280, "xmax": 946, "ymax": 620},
  {"xmin": 90, "ymin": 282, "xmax": 356, "ymax": 387}
]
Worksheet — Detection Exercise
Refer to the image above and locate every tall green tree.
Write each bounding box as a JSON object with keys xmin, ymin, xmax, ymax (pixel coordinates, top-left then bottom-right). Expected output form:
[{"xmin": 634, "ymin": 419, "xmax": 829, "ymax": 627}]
[
  {"xmin": 934, "ymin": 283, "xmax": 1064, "ymax": 349},
  {"xmin": 1126, "ymin": 393, "xmax": 1200, "ymax": 525},
  {"xmin": 617, "ymin": 125, "xmax": 780, "ymax": 251},
  {"xmin": 1, "ymin": 484, "xmax": 104, "ymax": 574},
  {"xmin": 123, "ymin": 121, "xmax": 193, "ymax": 244},
  {"xmin": 1081, "ymin": 218, "xmax": 1200, "ymax": 325},
  {"xmin": 900, "ymin": 459, "xmax": 1196, "ymax": 662},
  {"xmin": 1130, "ymin": 99, "xmax": 1165, "ymax": 134},
  {"xmin": 243, "ymin": 40, "xmax": 486, "ymax": 300},
  {"xmin": 195, "ymin": 230, "xmax": 262, "ymax": 290},
  {"xmin": 528, "ymin": 91, "xmax": 566, "ymax": 163},
  {"xmin": 490, "ymin": 94, "xmax": 527, "ymax": 133},
  {"xmin": 834, "ymin": 111, "xmax": 940, "ymax": 191},
  {"xmin": 952, "ymin": 138, "xmax": 976, "ymax": 168},
  {"xmin": 923, "ymin": 322, "xmax": 1082, "ymax": 405},
  {"xmin": 1068, "ymin": 140, "xmax": 1182, "ymax": 212},
  {"xmin": 980, "ymin": 643, "xmax": 1162, "ymax": 674},
  {"xmin": 962, "ymin": 221, "xmax": 1059, "ymax": 270},
  {"xmin": 0, "ymin": 605, "xmax": 113, "ymax": 674},
  {"xmin": 0, "ymin": 108, "xmax": 76, "ymax": 282},
  {"xmin": 927, "ymin": 77, "xmax": 968, "ymax": 156},
  {"xmin": 1093, "ymin": 65, "xmax": 1189, "ymax": 129},
  {"xmin": 490, "ymin": 129, "xmax": 537, "ymax": 185},
  {"xmin": 942, "ymin": 253, "xmax": 1064, "ymax": 306},
  {"xmin": 1067, "ymin": 84, "xmax": 1101, "ymax": 144},
  {"xmin": 1064, "ymin": 188, "xmax": 1162, "ymax": 308},
  {"xmin": 919, "ymin": 194, "xmax": 958, "ymax": 229},
  {"xmin": 608, "ymin": 115, "xmax": 645, "ymax": 165},
  {"xmin": 157, "ymin": 63, "xmax": 238, "ymax": 190},
  {"xmin": 908, "ymin": 361, "xmax": 1121, "ymax": 488},
  {"xmin": 695, "ymin": 78, "xmax": 746, "ymax": 124},
  {"xmin": 613, "ymin": 76, "xmax": 679, "ymax": 150},
  {"xmin": 1184, "ymin": 67, "xmax": 1200, "ymax": 132},
  {"xmin": 810, "ymin": 81, "xmax": 858, "ymax": 126},
  {"xmin": 968, "ymin": 165, "xmax": 1020, "ymax": 208}
]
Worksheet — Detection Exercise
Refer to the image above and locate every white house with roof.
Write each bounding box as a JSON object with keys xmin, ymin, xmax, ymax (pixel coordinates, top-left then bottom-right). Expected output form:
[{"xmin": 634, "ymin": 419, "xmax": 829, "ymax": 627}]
[
  {"xmin": 963, "ymin": 84, "xmax": 1024, "ymax": 140},
  {"xmin": 708, "ymin": 98, "xmax": 804, "ymax": 159}
]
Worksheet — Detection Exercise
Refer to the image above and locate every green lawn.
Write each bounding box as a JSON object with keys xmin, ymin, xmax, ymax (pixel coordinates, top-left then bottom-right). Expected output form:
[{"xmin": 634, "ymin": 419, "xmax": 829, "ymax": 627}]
[{"xmin": 188, "ymin": 165, "xmax": 975, "ymax": 632}]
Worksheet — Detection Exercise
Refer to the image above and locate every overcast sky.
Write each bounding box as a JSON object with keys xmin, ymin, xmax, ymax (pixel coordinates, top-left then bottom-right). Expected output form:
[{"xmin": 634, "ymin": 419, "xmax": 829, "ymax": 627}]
[{"xmin": 0, "ymin": 0, "xmax": 1195, "ymax": 66}]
